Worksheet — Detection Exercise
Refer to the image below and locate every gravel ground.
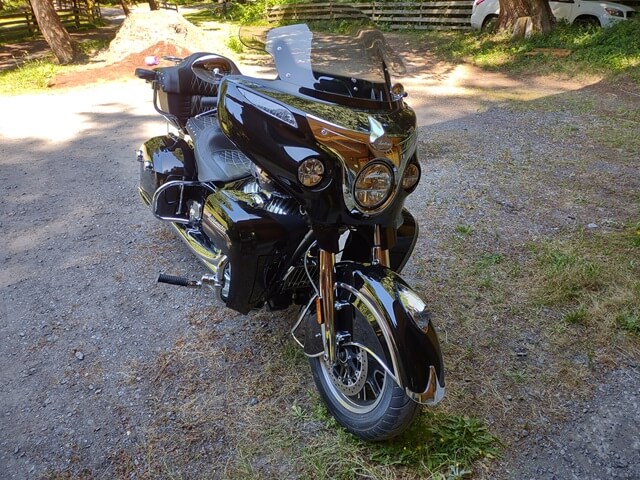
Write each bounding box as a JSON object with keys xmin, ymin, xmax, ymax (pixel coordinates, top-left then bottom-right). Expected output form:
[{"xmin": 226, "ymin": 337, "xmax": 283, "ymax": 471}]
[
  {"xmin": 0, "ymin": 81, "xmax": 206, "ymax": 476},
  {"xmin": 1, "ymin": 16, "xmax": 639, "ymax": 479}
]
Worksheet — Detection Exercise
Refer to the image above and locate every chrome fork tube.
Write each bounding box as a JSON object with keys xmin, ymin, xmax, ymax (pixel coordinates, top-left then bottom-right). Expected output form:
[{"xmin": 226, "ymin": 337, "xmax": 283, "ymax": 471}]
[
  {"xmin": 318, "ymin": 249, "xmax": 337, "ymax": 364},
  {"xmin": 372, "ymin": 224, "xmax": 390, "ymax": 267}
]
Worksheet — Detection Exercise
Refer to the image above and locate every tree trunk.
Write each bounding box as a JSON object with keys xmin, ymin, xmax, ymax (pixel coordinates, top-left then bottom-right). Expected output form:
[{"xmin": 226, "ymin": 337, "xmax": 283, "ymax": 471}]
[
  {"xmin": 84, "ymin": 0, "xmax": 96, "ymax": 23},
  {"xmin": 120, "ymin": 0, "xmax": 131, "ymax": 16},
  {"xmin": 148, "ymin": 0, "xmax": 159, "ymax": 11},
  {"xmin": 29, "ymin": 0, "xmax": 82, "ymax": 64},
  {"xmin": 498, "ymin": 0, "xmax": 555, "ymax": 35}
]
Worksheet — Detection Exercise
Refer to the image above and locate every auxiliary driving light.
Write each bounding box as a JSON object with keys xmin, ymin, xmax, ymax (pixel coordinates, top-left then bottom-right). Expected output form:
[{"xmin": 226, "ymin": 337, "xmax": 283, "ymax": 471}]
[
  {"xmin": 298, "ymin": 158, "xmax": 324, "ymax": 187},
  {"xmin": 402, "ymin": 163, "xmax": 420, "ymax": 190}
]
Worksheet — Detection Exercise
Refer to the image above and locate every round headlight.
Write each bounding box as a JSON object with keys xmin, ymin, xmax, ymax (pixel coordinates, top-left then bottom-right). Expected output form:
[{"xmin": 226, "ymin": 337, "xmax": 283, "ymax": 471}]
[
  {"xmin": 354, "ymin": 162, "xmax": 394, "ymax": 209},
  {"xmin": 298, "ymin": 158, "xmax": 324, "ymax": 187},
  {"xmin": 402, "ymin": 163, "xmax": 420, "ymax": 190}
]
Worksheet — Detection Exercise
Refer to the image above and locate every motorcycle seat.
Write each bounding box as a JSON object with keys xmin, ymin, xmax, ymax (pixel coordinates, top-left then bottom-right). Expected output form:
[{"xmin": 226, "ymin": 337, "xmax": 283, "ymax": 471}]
[
  {"xmin": 186, "ymin": 116, "xmax": 252, "ymax": 183},
  {"xmin": 155, "ymin": 53, "xmax": 241, "ymax": 129}
]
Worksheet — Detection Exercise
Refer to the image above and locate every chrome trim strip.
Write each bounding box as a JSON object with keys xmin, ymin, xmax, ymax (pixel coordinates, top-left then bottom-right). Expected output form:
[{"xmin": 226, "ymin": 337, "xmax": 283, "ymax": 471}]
[
  {"xmin": 405, "ymin": 366, "xmax": 445, "ymax": 406},
  {"xmin": 334, "ymin": 281, "xmax": 403, "ymax": 384},
  {"xmin": 291, "ymin": 294, "xmax": 316, "ymax": 349},
  {"xmin": 372, "ymin": 224, "xmax": 390, "ymax": 267}
]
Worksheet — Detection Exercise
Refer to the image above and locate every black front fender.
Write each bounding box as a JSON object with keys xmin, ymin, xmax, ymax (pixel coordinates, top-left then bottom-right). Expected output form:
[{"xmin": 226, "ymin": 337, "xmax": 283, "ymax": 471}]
[{"xmin": 335, "ymin": 262, "xmax": 445, "ymax": 404}]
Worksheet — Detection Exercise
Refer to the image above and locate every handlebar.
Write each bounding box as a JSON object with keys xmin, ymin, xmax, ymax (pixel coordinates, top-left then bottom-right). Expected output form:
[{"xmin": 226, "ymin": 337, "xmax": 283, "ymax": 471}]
[{"xmin": 135, "ymin": 68, "xmax": 157, "ymax": 82}]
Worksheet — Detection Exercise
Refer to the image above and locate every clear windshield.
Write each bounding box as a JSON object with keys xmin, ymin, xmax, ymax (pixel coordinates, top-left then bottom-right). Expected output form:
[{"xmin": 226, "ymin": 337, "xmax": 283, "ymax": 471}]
[{"xmin": 240, "ymin": 24, "xmax": 406, "ymax": 94}]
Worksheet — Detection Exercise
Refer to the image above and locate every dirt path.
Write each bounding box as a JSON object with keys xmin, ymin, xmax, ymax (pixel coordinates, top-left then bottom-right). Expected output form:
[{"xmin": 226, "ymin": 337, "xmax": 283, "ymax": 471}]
[{"xmin": 1, "ymin": 12, "xmax": 639, "ymax": 480}]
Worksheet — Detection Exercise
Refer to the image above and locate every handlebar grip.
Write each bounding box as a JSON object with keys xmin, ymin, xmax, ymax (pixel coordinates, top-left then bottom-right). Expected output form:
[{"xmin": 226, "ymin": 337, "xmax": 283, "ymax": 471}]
[
  {"xmin": 157, "ymin": 273, "xmax": 191, "ymax": 287},
  {"xmin": 199, "ymin": 96, "xmax": 218, "ymax": 109},
  {"xmin": 135, "ymin": 68, "xmax": 157, "ymax": 81}
]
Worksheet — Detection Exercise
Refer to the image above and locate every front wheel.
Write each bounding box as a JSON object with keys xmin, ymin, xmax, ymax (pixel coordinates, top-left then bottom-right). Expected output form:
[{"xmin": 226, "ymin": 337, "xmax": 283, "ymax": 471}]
[{"xmin": 308, "ymin": 309, "xmax": 420, "ymax": 441}]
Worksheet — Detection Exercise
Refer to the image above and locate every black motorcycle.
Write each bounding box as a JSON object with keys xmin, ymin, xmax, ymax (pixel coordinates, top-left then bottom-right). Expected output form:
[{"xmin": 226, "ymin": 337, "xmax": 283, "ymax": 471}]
[{"xmin": 135, "ymin": 24, "xmax": 444, "ymax": 441}]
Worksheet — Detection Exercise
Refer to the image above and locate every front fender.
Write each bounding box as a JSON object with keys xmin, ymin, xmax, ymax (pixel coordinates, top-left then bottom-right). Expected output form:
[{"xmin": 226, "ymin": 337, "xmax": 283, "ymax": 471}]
[{"xmin": 334, "ymin": 262, "xmax": 445, "ymax": 405}]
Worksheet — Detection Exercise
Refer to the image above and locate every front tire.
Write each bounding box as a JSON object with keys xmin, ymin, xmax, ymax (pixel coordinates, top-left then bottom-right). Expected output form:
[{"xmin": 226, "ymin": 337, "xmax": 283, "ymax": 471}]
[{"xmin": 308, "ymin": 308, "xmax": 420, "ymax": 441}]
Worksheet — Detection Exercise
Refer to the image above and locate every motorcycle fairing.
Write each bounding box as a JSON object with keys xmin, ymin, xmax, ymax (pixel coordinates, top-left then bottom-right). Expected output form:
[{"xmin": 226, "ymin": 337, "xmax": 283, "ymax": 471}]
[
  {"xmin": 301, "ymin": 262, "xmax": 445, "ymax": 404},
  {"xmin": 217, "ymin": 77, "xmax": 416, "ymax": 231}
]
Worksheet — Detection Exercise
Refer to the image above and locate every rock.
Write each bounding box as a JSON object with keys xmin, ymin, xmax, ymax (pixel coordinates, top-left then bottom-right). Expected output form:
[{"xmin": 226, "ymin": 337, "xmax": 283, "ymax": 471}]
[
  {"xmin": 75, "ymin": 351, "xmax": 85, "ymax": 361},
  {"xmin": 587, "ymin": 223, "xmax": 598, "ymax": 229}
]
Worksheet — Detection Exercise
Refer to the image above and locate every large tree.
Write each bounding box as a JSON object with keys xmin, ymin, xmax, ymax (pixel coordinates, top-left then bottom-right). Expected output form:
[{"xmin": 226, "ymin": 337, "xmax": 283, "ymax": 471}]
[
  {"xmin": 498, "ymin": 0, "xmax": 555, "ymax": 35},
  {"xmin": 29, "ymin": 0, "xmax": 82, "ymax": 64}
]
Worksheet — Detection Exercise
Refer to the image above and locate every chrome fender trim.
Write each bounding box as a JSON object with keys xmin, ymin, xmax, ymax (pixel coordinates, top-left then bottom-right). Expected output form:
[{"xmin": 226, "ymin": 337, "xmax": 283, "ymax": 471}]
[
  {"xmin": 292, "ymin": 262, "xmax": 445, "ymax": 404},
  {"xmin": 334, "ymin": 262, "xmax": 445, "ymax": 405}
]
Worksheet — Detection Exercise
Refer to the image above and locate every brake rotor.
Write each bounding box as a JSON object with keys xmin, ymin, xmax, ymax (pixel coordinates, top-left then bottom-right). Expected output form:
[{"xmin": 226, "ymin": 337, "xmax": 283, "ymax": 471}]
[{"xmin": 325, "ymin": 344, "xmax": 369, "ymax": 396}]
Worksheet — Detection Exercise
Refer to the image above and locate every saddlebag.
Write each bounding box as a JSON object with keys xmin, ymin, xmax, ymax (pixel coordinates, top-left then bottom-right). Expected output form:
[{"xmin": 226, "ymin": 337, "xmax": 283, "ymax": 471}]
[{"xmin": 137, "ymin": 134, "xmax": 196, "ymax": 205}]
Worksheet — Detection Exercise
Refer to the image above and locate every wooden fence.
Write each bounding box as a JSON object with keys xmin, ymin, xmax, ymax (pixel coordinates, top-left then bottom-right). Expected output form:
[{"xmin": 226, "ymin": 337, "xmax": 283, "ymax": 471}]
[
  {"xmin": 0, "ymin": 5, "xmax": 101, "ymax": 41},
  {"xmin": 267, "ymin": 2, "xmax": 368, "ymax": 23},
  {"xmin": 267, "ymin": 1, "xmax": 474, "ymax": 30}
]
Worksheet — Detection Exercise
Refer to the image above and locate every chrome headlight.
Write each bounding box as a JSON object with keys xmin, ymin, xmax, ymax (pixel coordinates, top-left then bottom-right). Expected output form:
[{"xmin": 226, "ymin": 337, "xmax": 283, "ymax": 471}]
[{"xmin": 354, "ymin": 161, "xmax": 394, "ymax": 210}]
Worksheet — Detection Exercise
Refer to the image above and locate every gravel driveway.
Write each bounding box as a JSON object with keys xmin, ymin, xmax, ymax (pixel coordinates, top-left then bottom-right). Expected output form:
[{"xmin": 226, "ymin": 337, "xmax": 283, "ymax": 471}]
[
  {"xmin": 0, "ymin": 81, "xmax": 208, "ymax": 476},
  {"xmin": 1, "ymin": 54, "xmax": 639, "ymax": 478}
]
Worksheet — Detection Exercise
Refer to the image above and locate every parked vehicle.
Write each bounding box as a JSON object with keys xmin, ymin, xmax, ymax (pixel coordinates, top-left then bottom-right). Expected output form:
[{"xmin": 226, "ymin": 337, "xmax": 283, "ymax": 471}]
[
  {"xmin": 134, "ymin": 24, "xmax": 444, "ymax": 440},
  {"xmin": 471, "ymin": 0, "xmax": 636, "ymax": 30}
]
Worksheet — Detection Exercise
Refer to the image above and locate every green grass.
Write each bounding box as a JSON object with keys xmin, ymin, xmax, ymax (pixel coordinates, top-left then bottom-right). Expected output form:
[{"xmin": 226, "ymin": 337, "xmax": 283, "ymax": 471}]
[
  {"xmin": 425, "ymin": 18, "xmax": 640, "ymax": 81},
  {"xmin": 617, "ymin": 311, "xmax": 640, "ymax": 334},
  {"xmin": 0, "ymin": 36, "xmax": 109, "ymax": 95},
  {"xmin": 0, "ymin": 58, "xmax": 61, "ymax": 94},
  {"xmin": 455, "ymin": 224, "xmax": 474, "ymax": 237},
  {"xmin": 534, "ymin": 224, "xmax": 640, "ymax": 323},
  {"xmin": 298, "ymin": 407, "xmax": 499, "ymax": 479}
]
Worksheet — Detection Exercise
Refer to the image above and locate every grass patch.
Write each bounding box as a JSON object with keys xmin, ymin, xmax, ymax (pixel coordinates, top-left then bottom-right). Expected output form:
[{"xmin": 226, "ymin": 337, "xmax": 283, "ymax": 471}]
[
  {"xmin": 534, "ymin": 224, "xmax": 640, "ymax": 330},
  {"xmin": 225, "ymin": 35, "xmax": 245, "ymax": 54},
  {"xmin": 0, "ymin": 27, "xmax": 111, "ymax": 95},
  {"xmin": 0, "ymin": 57, "xmax": 61, "ymax": 94},
  {"xmin": 617, "ymin": 311, "xmax": 640, "ymax": 334},
  {"xmin": 77, "ymin": 37, "xmax": 110, "ymax": 56},
  {"xmin": 455, "ymin": 224, "xmax": 474, "ymax": 237},
  {"xmin": 300, "ymin": 407, "xmax": 499, "ymax": 479},
  {"xmin": 425, "ymin": 18, "xmax": 640, "ymax": 81}
]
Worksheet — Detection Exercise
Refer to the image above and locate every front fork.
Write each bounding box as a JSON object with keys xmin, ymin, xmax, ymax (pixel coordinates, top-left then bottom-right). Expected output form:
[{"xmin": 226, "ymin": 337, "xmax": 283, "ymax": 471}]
[{"xmin": 318, "ymin": 225, "xmax": 389, "ymax": 364}]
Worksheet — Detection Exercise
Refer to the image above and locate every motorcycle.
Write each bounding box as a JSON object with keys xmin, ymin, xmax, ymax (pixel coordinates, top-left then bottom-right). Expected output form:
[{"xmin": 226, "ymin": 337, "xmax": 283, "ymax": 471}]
[{"xmin": 134, "ymin": 23, "xmax": 444, "ymax": 441}]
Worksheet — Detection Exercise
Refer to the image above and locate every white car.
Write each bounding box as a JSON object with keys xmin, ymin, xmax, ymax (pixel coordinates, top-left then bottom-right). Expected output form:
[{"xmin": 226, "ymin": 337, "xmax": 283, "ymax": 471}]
[{"xmin": 471, "ymin": 0, "xmax": 636, "ymax": 30}]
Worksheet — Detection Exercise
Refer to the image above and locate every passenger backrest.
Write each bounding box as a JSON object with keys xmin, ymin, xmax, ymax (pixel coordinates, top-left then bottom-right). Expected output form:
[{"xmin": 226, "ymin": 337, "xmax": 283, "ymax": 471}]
[{"xmin": 155, "ymin": 53, "xmax": 241, "ymax": 129}]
